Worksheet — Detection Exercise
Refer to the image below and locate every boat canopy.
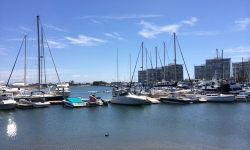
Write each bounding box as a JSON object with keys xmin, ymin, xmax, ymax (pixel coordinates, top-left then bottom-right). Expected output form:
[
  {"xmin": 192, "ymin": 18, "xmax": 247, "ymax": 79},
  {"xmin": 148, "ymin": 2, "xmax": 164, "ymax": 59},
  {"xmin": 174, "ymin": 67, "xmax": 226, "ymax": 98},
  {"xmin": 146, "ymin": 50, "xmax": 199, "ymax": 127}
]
[
  {"xmin": 30, "ymin": 90, "xmax": 45, "ymax": 95},
  {"xmin": 66, "ymin": 97, "xmax": 83, "ymax": 103}
]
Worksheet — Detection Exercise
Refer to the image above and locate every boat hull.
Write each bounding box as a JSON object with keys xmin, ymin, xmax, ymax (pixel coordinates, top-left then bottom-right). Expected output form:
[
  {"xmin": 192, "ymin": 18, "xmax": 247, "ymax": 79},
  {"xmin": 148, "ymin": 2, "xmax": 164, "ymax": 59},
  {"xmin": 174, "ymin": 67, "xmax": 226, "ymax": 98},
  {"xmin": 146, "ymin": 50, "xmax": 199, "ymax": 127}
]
[
  {"xmin": 55, "ymin": 91, "xmax": 71, "ymax": 98},
  {"xmin": 160, "ymin": 97, "xmax": 192, "ymax": 104},
  {"xmin": 205, "ymin": 94, "xmax": 235, "ymax": 102},
  {"xmin": 33, "ymin": 102, "xmax": 50, "ymax": 108},
  {"xmin": 62, "ymin": 100, "xmax": 86, "ymax": 107},
  {"xmin": 0, "ymin": 104, "xmax": 16, "ymax": 110},
  {"xmin": 110, "ymin": 96, "xmax": 146, "ymax": 105}
]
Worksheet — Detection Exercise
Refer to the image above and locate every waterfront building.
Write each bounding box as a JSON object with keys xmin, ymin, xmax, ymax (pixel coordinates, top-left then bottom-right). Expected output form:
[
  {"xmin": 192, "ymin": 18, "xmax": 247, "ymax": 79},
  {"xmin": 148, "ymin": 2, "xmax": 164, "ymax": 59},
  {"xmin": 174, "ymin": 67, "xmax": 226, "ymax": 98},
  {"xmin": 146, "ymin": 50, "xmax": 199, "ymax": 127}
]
[
  {"xmin": 138, "ymin": 64, "xmax": 183, "ymax": 83},
  {"xmin": 205, "ymin": 58, "xmax": 231, "ymax": 80},
  {"xmin": 138, "ymin": 68, "xmax": 159, "ymax": 84},
  {"xmin": 166, "ymin": 63, "xmax": 183, "ymax": 81},
  {"xmin": 138, "ymin": 70, "xmax": 146, "ymax": 83},
  {"xmin": 232, "ymin": 58, "xmax": 250, "ymax": 83},
  {"xmin": 194, "ymin": 64, "xmax": 206, "ymax": 79},
  {"xmin": 195, "ymin": 57, "xmax": 231, "ymax": 80}
]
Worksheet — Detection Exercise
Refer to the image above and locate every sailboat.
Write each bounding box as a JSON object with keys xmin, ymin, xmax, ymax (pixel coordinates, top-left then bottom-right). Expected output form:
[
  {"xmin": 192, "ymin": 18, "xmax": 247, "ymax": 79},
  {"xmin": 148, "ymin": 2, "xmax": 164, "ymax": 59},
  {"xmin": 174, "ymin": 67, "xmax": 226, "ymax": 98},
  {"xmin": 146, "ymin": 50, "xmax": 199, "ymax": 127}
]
[
  {"xmin": 14, "ymin": 16, "xmax": 64, "ymax": 106},
  {"xmin": 160, "ymin": 33, "xmax": 193, "ymax": 104}
]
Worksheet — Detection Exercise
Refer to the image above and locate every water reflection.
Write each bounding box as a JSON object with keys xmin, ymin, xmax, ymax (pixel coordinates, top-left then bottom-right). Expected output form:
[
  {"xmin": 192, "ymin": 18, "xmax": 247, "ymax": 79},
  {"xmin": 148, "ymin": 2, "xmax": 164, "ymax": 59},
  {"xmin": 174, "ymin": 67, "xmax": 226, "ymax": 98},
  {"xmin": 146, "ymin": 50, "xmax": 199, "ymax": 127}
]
[{"xmin": 7, "ymin": 118, "xmax": 17, "ymax": 138}]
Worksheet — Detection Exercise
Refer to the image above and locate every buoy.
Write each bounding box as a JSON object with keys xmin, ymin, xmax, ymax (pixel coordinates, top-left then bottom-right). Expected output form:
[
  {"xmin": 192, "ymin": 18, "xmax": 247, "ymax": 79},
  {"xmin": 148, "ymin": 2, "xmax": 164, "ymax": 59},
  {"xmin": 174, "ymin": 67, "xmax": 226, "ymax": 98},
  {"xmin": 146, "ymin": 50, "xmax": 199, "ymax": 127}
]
[{"xmin": 105, "ymin": 134, "xmax": 109, "ymax": 137}]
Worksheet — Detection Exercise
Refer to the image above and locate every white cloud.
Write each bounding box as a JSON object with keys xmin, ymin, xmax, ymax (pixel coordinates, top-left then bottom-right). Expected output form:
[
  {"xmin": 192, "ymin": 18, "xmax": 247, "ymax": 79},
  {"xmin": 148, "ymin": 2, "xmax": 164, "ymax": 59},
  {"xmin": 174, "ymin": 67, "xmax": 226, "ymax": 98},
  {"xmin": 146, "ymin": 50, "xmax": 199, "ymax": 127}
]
[
  {"xmin": 234, "ymin": 18, "xmax": 250, "ymax": 31},
  {"xmin": 0, "ymin": 45, "xmax": 7, "ymax": 55},
  {"xmin": 47, "ymin": 40, "xmax": 67, "ymax": 49},
  {"xmin": 138, "ymin": 17, "xmax": 197, "ymax": 38},
  {"xmin": 224, "ymin": 46, "xmax": 250, "ymax": 53},
  {"xmin": 90, "ymin": 19, "xmax": 101, "ymax": 24},
  {"xmin": 18, "ymin": 26, "xmax": 32, "ymax": 32},
  {"xmin": 181, "ymin": 17, "xmax": 197, "ymax": 26},
  {"xmin": 181, "ymin": 31, "xmax": 219, "ymax": 36},
  {"xmin": 65, "ymin": 35, "xmax": 107, "ymax": 46},
  {"xmin": 138, "ymin": 21, "xmax": 179, "ymax": 38},
  {"xmin": 104, "ymin": 32, "xmax": 124, "ymax": 40},
  {"xmin": 44, "ymin": 24, "xmax": 67, "ymax": 32},
  {"xmin": 74, "ymin": 14, "xmax": 162, "ymax": 20},
  {"xmin": 102, "ymin": 14, "xmax": 162, "ymax": 20}
]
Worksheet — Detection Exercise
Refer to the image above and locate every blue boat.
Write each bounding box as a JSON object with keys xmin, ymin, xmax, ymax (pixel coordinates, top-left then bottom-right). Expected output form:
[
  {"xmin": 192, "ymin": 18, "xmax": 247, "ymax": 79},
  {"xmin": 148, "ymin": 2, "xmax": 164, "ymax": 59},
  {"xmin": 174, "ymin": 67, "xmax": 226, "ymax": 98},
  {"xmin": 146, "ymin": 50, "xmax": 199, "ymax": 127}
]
[{"xmin": 62, "ymin": 97, "xmax": 86, "ymax": 107}]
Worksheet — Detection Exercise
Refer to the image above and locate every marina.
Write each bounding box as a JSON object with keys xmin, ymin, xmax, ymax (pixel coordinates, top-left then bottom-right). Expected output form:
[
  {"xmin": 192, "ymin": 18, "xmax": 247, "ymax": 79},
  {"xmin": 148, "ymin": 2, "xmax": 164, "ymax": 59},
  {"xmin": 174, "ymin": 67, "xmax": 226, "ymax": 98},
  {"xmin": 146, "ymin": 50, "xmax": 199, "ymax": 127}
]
[
  {"xmin": 1, "ymin": 1, "xmax": 250, "ymax": 149},
  {"xmin": 0, "ymin": 86, "xmax": 250, "ymax": 149}
]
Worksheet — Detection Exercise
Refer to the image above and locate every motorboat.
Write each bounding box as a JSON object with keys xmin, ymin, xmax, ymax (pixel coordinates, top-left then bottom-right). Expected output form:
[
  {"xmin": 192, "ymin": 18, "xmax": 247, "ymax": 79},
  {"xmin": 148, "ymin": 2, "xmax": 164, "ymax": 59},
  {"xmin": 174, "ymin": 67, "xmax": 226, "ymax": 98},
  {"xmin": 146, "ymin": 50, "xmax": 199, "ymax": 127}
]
[
  {"xmin": 195, "ymin": 97, "xmax": 207, "ymax": 103},
  {"xmin": 16, "ymin": 99, "xmax": 33, "ymax": 109},
  {"xmin": 160, "ymin": 92, "xmax": 193, "ymax": 104},
  {"xmin": 103, "ymin": 90, "xmax": 111, "ymax": 93},
  {"xmin": 89, "ymin": 94, "xmax": 108, "ymax": 106},
  {"xmin": 177, "ymin": 82, "xmax": 190, "ymax": 89},
  {"xmin": 204, "ymin": 93, "xmax": 235, "ymax": 102},
  {"xmin": 0, "ymin": 92, "xmax": 17, "ymax": 110},
  {"xmin": 110, "ymin": 88, "xmax": 147, "ymax": 105},
  {"xmin": 235, "ymin": 92, "xmax": 250, "ymax": 102},
  {"xmin": 55, "ymin": 82, "xmax": 71, "ymax": 98},
  {"xmin": 62, "ymin": 97, "xmax": 86, "ymax": 107},
  {"xmin": 19, "ymin": 98, "xmax": 50, "ymax": 108}
]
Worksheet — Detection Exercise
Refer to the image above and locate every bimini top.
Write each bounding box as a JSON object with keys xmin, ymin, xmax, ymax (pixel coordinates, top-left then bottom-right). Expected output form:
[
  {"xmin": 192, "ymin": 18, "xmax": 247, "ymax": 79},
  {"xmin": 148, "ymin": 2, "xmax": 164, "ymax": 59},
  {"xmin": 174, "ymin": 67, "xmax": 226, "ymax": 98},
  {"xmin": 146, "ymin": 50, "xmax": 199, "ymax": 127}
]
[{"xmin": 66, "ymin": 97, "xmax": 83, "ymax": 103}]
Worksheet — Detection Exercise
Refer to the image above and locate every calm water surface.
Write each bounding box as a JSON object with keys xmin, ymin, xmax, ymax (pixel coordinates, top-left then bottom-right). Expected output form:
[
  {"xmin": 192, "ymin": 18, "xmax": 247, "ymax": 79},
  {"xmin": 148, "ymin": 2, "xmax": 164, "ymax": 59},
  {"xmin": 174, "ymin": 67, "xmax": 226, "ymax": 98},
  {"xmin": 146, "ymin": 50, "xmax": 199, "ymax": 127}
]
[{"xmin": 0, "ymin": 86, "xmax": 250, "ymax": 149}]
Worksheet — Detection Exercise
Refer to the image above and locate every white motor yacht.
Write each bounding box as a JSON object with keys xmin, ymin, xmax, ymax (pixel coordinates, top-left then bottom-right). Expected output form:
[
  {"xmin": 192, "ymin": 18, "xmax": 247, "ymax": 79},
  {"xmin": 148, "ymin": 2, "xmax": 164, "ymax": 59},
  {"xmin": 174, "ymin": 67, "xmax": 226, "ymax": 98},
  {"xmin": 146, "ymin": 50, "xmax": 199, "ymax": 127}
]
[
  {"xmin": 0, "ymin": 92, "xmax": 17, "ymax": 110},
  {"xmin": 110, "ymin": 88, "xmax": 147, "ymax": 105},
  {"xmin": 55, "ymin": 82, "xmax": 71, "ymax": 98}
]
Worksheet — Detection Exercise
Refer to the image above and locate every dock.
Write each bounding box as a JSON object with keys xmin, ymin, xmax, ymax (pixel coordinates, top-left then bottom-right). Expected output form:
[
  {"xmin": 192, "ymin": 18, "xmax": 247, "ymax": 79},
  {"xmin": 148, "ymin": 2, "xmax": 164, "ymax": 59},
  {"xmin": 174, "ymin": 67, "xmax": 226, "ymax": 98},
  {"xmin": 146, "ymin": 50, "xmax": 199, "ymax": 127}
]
[
  {"xmin": 16, "ymin": 102, "xmax": 33, "ymax": 109},
  {"xmin": 47, "ymin": 100, "xmax": 63, "ymax": 105}
]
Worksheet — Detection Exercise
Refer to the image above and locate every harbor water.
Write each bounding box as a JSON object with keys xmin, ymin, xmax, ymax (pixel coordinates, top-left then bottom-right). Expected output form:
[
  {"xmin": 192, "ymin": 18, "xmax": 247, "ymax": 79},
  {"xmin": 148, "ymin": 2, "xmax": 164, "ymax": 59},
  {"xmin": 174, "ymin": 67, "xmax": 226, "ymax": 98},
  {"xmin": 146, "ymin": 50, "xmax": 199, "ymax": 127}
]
[{"xmin": 1, "ymin": 86, "xmax": 250, "ymax": 149}]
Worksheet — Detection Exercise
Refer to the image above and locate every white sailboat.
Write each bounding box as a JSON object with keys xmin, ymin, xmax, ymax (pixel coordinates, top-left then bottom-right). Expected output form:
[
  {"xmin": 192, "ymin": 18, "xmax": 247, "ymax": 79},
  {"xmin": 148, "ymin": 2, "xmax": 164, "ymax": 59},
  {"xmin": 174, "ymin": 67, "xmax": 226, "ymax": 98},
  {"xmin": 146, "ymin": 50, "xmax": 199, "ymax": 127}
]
[{"xmin": 204, "ymin": 93, "xmax": 235, "ymax": 102}]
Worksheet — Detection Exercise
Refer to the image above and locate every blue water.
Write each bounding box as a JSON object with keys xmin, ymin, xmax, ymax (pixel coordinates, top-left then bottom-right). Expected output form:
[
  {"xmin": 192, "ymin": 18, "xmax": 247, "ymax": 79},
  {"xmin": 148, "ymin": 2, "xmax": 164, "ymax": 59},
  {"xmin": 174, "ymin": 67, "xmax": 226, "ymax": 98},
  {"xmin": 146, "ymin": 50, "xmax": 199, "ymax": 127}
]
[{"xmin": 0, "ymin": 86, "xmax": 250, "ymax": 149}]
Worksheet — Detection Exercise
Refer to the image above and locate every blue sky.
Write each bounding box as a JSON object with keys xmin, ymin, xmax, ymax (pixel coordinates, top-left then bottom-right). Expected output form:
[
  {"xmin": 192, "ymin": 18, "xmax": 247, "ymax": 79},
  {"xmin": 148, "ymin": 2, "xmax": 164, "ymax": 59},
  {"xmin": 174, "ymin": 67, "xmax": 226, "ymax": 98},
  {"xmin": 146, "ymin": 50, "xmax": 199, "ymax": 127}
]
[{"xmin": 0, "ymin": 0, "xmax": 250, "ymax": 84}]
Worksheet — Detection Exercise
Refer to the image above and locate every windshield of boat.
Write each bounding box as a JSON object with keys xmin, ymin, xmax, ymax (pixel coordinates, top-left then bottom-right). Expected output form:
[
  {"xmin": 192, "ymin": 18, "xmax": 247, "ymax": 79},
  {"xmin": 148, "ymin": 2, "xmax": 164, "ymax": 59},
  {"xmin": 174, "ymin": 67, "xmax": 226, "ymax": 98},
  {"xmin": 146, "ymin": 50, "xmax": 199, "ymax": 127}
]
[{"xmin": 119, "ymin": 90, "xmax": 128, "ymax": 96}]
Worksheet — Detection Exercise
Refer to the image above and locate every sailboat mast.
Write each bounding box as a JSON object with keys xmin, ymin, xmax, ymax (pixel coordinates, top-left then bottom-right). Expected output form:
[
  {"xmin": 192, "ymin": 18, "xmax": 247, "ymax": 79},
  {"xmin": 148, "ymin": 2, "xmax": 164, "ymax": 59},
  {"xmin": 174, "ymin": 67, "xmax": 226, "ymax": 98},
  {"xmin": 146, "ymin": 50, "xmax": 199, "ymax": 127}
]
[
  {"xmin": 41, "ymin": 27, "xmax": 43, "ymax": 84},
  {"xmin": 174, "ymin": 32, "xmax": 177, "ymax": 81},
  {"xmin": 155, "ymin": 47, "xmax": 157, "ymax": 83},
  {"xmin": 142, "ymin": 42, "xmax": 143, "ymax": 71},
  {"xmin": 24, "ymin": 35, "xmax": 27, "ymax": 85},
  {"xmin": 129, "ymin": 53, "xmax": 131, "ymax": 82},
  {"xmin": 117, "ymin": 49, "xmax": 118, "ymax": 82},
  {"xmin": 222, "ymin": 50, "xmax": 224, "ymax": 79},
  {"xmin": 41, "ymin": 27, "xmax": 47, "ymax": 84},
  {"xmin": 37, "ymin": 15, "xmax": 41, "ymax": 90},
  {"xmin": 163, "ymin": 42, "xmax": 166, "ymax": 81},
  {"xmin": 146, "ymin": 48, "xmax": 148, "ymax": 85}
]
